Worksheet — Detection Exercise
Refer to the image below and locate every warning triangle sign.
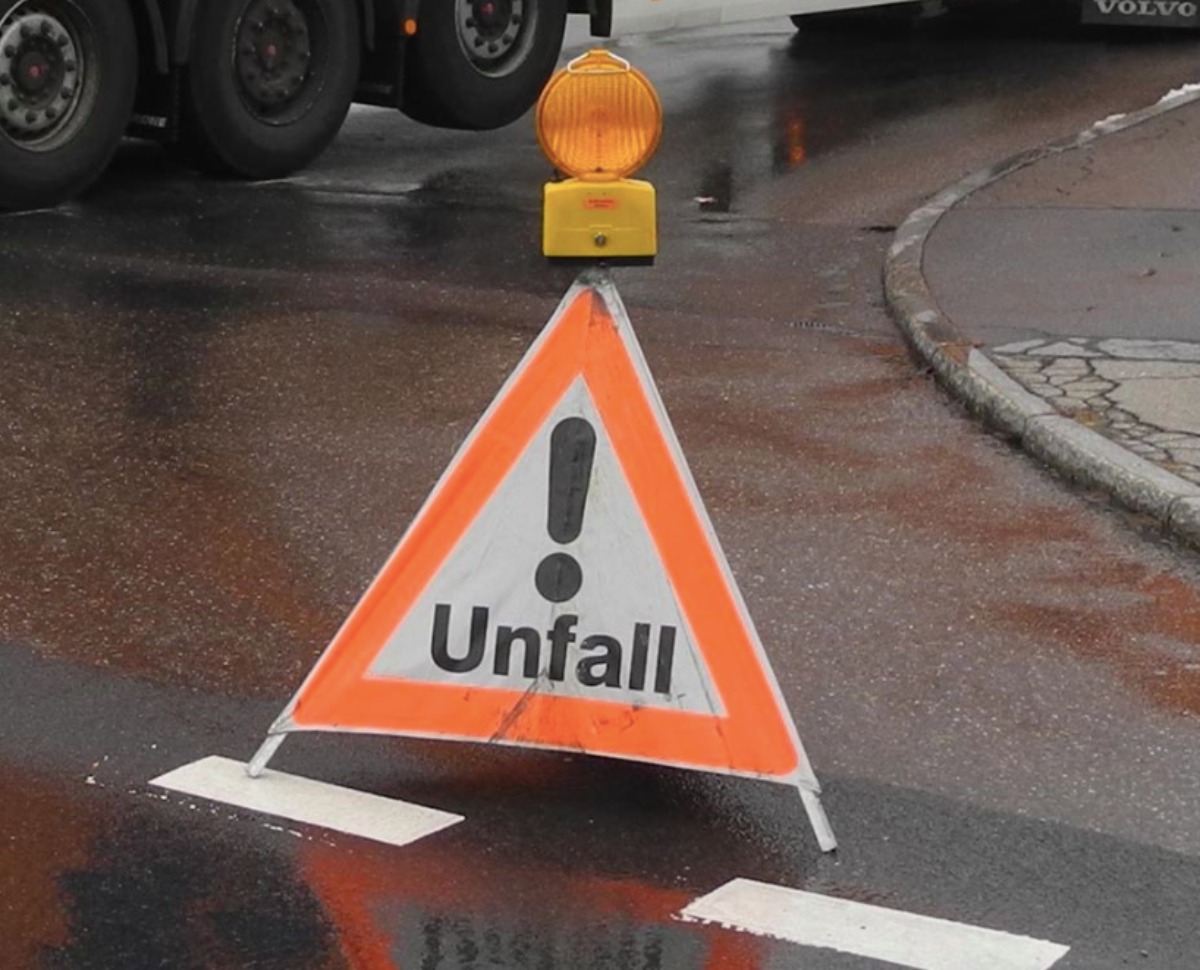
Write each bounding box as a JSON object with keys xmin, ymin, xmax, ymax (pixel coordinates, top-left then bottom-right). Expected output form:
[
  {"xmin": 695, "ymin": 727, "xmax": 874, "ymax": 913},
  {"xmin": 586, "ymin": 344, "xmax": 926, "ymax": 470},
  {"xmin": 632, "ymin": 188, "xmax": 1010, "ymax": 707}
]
[{"xmin": 256, "ymin": 274, "xmax": 832, "ymax": 846}]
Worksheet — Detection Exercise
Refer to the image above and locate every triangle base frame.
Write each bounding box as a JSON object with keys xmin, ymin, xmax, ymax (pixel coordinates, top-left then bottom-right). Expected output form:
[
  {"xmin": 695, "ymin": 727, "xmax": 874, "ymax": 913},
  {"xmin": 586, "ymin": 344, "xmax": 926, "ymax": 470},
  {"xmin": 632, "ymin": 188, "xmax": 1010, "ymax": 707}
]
[{"xmin": 245, "ymin": 729, "xmax": 837, "ymax": 852}]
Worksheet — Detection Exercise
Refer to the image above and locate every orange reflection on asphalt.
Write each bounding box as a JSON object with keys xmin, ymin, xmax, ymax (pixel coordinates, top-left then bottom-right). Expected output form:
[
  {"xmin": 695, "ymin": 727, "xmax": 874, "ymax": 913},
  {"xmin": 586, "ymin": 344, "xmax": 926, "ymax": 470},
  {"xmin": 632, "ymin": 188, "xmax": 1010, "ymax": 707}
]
[
  {"xmin": 784, "ymin": 117, "xmax": 808, "ymax": 168},
  {"xmin": 302, "ymin": 838, "xmax": 765, "ymax": 970},
  {"xmin": 0, "ymin": 767, "xmax": 95, "ymax": 966}
]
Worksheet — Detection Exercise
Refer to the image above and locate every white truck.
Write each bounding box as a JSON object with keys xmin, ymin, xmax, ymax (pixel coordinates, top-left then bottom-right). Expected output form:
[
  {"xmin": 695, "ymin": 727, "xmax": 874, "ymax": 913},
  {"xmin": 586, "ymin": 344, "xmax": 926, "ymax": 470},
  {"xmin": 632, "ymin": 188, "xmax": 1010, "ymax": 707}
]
[{"xmin": 0, "ymin": 0, "xmax": 1185, "ymax": 210}]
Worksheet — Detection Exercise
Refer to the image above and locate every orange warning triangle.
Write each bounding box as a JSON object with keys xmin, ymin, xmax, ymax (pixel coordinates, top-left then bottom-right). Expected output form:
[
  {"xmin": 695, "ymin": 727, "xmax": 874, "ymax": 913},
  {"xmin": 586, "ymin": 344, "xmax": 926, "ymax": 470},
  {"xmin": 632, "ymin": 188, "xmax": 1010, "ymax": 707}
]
[{"xmin": 263, "ymin": 276, "xmax": 826, "ymax": 803}]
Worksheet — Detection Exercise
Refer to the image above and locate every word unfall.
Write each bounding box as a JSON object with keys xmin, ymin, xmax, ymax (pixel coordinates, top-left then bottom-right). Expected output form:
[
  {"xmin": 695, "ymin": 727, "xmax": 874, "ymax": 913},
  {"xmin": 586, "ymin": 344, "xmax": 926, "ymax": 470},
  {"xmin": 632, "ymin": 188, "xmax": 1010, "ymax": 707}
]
[{"xmin": 430, "ymin": 605, "xmax": 676, "ymax": 693}]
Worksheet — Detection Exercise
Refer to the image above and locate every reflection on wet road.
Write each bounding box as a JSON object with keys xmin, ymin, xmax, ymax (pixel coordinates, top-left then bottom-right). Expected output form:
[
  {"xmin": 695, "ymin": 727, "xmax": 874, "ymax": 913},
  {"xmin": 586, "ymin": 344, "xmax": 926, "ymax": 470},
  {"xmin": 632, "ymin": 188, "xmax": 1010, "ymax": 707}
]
[{"xmin": 0, "ymin": 766, "xmax": 347, "ymax": 969}]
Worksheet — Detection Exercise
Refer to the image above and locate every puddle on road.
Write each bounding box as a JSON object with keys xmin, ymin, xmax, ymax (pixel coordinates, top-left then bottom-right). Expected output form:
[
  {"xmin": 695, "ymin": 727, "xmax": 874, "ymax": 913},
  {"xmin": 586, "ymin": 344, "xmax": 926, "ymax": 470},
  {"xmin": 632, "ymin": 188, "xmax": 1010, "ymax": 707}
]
[
  {"xmin": 0, "ymin": 764, "xmax": 349, "ymax": 970},
  {"xmin": 0, "ymin": 769, "xmax": 93, "ymax": 967},
  {"xmin": 298, "ymin": 836, "xmax": 773, "ymax": 970}
]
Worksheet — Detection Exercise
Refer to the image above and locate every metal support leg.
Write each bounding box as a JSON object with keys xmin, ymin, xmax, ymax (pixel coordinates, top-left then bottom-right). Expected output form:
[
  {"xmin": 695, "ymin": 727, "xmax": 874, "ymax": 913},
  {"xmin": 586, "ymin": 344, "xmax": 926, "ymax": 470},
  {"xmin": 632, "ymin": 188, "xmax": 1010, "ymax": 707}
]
[
  {"xmin": 247, "ymin": 733, "xmax": 286, "ymax": 778},
  {"xmin": 799, "ymin": 786, "xmax": 838, "ymax": 853}
]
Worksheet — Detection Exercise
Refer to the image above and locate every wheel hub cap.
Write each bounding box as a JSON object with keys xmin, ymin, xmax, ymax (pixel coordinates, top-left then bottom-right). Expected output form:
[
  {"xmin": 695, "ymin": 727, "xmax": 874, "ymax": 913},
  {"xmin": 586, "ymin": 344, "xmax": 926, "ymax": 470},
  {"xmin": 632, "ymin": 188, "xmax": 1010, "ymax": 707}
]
[
  {"xmin": 458, "ymin": 0, "xmax": 526, "ymax": 67},
  {"xmin": 235, "ymin": 0, "xmax": 312, "ymax": 111},
  {"xmin": 0, "ymin": 6, "xmax": 79, "ymax": 139},
  {"xmin": 17, "ymin": 50, "xmax": 50, "ymax": 92},
  {"xmin": 474, "ymin": 0, "xmax": 512, "ymax": 36}
]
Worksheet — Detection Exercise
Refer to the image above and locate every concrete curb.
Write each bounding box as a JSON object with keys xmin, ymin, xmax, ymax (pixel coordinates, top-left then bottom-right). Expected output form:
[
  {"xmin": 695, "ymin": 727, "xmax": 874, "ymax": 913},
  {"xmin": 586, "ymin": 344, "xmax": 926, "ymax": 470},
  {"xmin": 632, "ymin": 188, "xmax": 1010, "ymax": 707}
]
[{"xmin": 884, "ymin": 87, "xmax": 1200, "ymax": 551}]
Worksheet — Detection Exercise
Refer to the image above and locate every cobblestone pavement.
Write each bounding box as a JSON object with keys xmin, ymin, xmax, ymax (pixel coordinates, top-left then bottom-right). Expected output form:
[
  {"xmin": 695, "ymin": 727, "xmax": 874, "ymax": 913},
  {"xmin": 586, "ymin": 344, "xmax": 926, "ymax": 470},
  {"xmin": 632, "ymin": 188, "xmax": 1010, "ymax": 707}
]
[{"xmin": 992, "ymin": 338, "xmax": 1200, "ymax": 486}]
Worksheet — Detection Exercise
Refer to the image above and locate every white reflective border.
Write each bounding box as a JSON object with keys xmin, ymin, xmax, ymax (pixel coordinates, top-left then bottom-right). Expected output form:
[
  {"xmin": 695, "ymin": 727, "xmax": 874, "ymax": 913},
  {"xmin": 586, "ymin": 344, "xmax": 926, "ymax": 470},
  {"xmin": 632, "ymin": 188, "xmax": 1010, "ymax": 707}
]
[
  {"xmin": 151, "ymin": 756, "xmax": 462, "ymax": 848},
  {"xmin": 680, "ymin": 879, "xmax": 1069, "ymax": 970}
]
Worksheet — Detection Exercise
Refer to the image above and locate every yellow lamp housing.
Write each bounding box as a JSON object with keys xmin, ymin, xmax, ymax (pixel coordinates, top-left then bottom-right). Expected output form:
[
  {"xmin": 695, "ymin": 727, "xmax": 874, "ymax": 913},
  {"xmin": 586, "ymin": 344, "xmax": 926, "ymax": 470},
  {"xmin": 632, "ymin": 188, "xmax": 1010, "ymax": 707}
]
[{"xmin": 535, "ymin": 49, "xmax": 662, "ymax": 264}]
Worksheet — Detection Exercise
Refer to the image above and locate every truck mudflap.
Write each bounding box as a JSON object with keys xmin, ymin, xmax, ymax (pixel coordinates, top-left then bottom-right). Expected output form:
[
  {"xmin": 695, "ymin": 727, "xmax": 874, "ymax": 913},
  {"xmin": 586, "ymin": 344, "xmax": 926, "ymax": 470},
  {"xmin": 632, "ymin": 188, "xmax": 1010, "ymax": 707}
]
[{"xmin": 1081, "ymin": 0, "xmax": 1200, "ymax": 27}]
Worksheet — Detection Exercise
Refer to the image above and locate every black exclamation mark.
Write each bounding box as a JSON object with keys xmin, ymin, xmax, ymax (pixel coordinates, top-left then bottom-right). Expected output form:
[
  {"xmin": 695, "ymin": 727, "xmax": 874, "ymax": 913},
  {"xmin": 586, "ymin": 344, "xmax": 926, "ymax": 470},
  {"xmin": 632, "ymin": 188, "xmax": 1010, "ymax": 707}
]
[{"xmin": 535, "ymin": 417, "xmax": 596, "ymax": 602}]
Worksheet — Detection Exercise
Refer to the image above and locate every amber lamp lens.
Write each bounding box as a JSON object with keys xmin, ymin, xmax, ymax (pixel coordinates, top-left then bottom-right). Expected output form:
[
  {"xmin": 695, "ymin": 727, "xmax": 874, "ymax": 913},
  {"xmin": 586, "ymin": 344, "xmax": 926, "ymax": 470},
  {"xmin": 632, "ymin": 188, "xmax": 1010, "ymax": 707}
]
[{"xmin": 536, "ymin": 49, "xmax": 662, "ymax": 180}]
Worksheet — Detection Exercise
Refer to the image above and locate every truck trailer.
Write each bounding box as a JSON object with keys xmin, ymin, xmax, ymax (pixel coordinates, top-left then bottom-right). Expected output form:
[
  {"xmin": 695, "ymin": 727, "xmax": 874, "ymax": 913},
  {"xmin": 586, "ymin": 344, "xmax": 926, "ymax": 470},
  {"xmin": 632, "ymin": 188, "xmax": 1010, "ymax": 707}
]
[{"xmin": 0, "ymin": 0, "xmax": 1188, "ymax": 210}]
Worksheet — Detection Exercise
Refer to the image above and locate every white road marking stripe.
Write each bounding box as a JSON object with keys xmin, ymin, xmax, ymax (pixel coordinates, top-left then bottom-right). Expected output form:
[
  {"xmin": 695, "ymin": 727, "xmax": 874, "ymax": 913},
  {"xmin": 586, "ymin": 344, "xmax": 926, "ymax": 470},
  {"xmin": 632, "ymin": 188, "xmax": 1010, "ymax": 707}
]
[
  {"xmin": 150, "ymin": 756, "xmax": 462, "ymax": 848},
  {"xmin": 680, "ymin": 879, "xmax": 1069, "ymax": 970}
]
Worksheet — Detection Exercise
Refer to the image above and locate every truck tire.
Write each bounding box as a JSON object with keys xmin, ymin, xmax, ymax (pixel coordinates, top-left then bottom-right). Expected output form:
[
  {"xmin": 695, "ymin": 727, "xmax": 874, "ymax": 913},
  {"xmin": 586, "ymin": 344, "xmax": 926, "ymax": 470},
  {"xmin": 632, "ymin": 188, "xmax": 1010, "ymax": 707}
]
[
  {"xmin": 0, "ymin": 0, "xmax": 137, "ymax": 211},
  {"xmin": 182, "ymin": 0, "xmax": 360, "ymax": 179},
  {"xmin": 402, "ymin": 0, "xmax": 567, "ymax": 130}
]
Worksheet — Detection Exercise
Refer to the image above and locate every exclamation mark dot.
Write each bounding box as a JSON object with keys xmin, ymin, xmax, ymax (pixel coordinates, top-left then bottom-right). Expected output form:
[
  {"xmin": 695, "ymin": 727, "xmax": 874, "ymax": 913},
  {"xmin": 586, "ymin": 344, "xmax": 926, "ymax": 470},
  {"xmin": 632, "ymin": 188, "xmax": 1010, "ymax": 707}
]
[{"xmin": 535, "ymin": 417, "xmax": 596, "ymax": 602}]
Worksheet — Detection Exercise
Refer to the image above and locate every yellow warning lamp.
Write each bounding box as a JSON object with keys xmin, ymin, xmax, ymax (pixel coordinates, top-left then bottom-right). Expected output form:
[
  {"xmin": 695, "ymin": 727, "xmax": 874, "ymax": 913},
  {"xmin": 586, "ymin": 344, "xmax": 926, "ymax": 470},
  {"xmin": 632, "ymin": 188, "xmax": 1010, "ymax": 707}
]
[{"xmin": 536, "ymin": 49, "xmax": 662, "ymax": 264}]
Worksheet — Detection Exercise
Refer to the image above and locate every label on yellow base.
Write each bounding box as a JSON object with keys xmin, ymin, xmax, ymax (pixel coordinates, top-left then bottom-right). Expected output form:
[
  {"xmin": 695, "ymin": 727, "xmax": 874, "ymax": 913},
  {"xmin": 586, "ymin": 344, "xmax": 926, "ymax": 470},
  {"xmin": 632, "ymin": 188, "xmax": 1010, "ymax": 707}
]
[{"xmin": 543, "ymin": 179, "xmax": 657, "ymax": 260}]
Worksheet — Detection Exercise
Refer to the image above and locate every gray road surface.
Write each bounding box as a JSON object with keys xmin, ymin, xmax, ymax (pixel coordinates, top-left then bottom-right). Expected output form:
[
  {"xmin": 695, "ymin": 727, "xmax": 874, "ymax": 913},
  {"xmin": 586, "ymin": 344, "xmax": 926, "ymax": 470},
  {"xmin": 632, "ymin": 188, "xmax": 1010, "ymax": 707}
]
[{"xmin": 3, "ymin": 6, "xmax": 1200, "ymax": 968}]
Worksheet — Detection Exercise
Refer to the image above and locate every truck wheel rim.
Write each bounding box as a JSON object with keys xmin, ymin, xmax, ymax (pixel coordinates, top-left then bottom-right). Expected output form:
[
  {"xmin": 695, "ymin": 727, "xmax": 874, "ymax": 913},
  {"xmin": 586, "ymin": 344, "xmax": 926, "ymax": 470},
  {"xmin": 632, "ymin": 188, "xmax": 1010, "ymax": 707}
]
[
  {"xmin": 456, "ymin": 0, "xmax": 537, "ymax": 78},
  {"xmin": 0, "ymin": 1, "xmax": 91, "ymax": 150},
  {"xmin": 233, "ymin": 0, "xmax": 323, "ymax": 124}
]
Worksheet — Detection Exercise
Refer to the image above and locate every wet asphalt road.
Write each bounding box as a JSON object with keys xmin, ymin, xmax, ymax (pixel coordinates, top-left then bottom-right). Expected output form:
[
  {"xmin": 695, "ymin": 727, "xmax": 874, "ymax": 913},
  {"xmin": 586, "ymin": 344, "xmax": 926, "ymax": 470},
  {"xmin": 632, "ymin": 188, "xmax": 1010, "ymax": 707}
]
[{"xmin": 6, "ymin": 5, "xmax": 1200, "ymax": 968}]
